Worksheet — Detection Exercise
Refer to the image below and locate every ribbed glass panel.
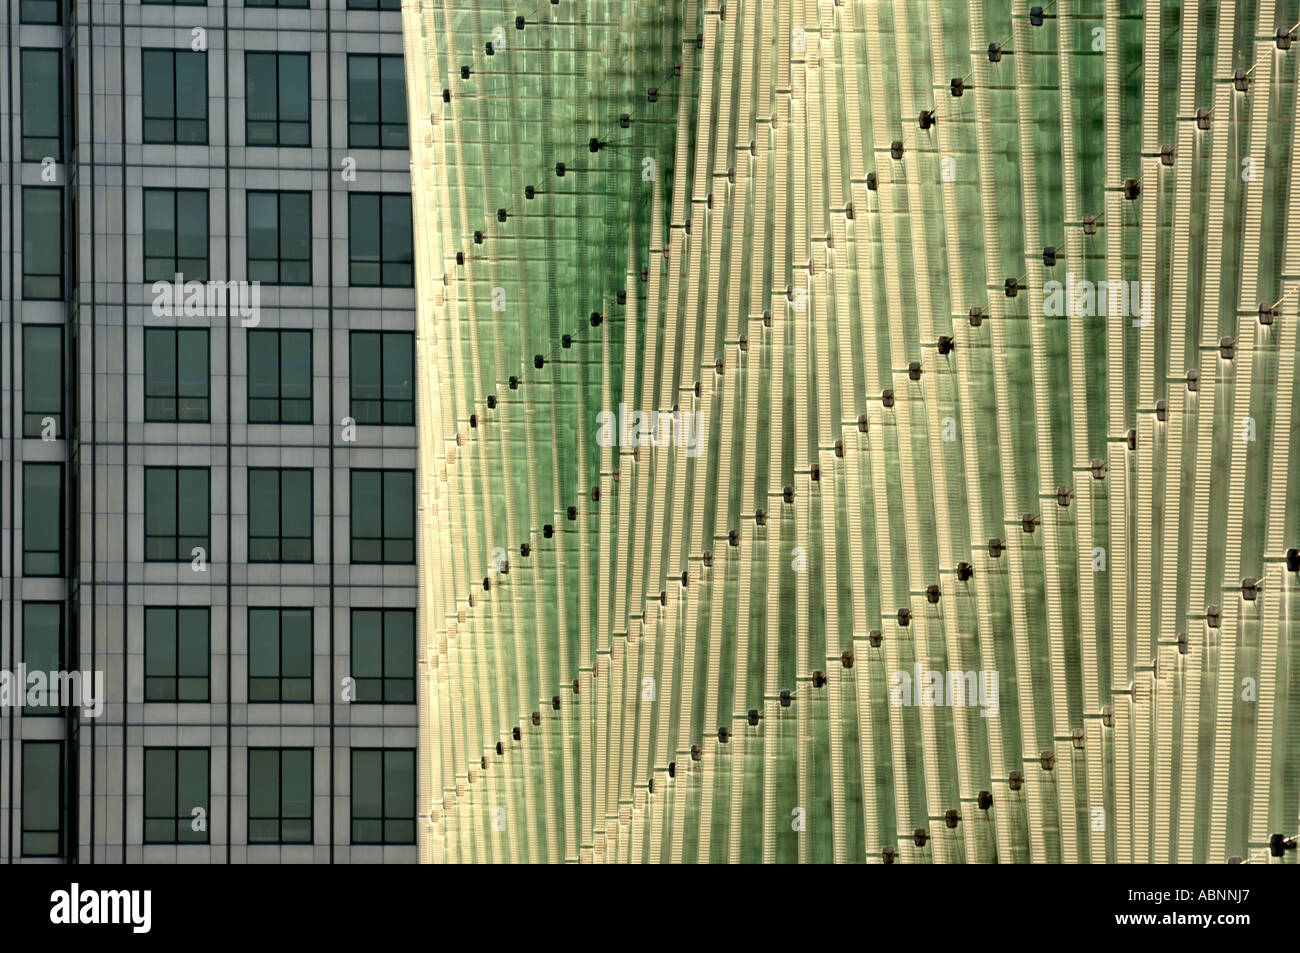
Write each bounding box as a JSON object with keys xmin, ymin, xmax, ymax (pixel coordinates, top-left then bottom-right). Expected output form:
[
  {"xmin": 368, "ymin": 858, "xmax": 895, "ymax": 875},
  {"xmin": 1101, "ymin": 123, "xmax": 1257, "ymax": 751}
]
[{"xmin": 404, "ymin": 0, "xmax": 1300, "ymax": 865}]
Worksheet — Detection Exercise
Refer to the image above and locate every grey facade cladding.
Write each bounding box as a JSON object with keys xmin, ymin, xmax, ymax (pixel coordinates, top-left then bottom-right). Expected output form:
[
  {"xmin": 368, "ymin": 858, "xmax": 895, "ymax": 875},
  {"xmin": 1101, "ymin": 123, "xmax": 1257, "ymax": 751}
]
[{"xmin": 0, "ymin": 0, "xmax": 418, "ymax": 863}]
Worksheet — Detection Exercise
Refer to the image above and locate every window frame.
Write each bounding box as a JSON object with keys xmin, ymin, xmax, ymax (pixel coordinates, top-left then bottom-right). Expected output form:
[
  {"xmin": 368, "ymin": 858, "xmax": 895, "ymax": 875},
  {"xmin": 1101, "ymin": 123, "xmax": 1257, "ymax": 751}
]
[
  {"xmin": 247, "ymin": 329, "xmax": 313, "ymax": 424},
  {"xmin": 346, "ymin": 53, "xmax": 407, "ymax": 149},
  {"xmin": 21, "ymin": 741, "xmax": 64, "ymax": 857},
  {"xmin": 144, "ymin": 466, "xmax": 211, "ymax": 563},
  {"xmin": 142, "ymin": 48, "xmax": 209, "ymax": 145},
  {"xmin": 23, "ymin": 462, "xmax": 64, "ymax": 577},
  {"xmin": 144, "ymin": 606, "xmax": 212, "ymax": 703},
  {"xmin": 347, "ymin": 192, "xmax": 413, "ymax": 288},
  {"xmin": 22, "ymin": 186, "xmax": 63, "ymax": 300},
  {"xmin": 350, "ymin": 608, "xmax": 415, "ymax": 705},
  {"xmin": 245, "ymin": 51, "xmax": 311, "ymax": 148},
  {"xmin": 350, "ymin": 748, "xmax": 415, "ymax": 845},
  {"xmin": 349, "ymin": 469, "xmax": 415, "ymax": 565},
  {"xmin": 21, "ymin": 48, "xmax": 62, "ymax": 161},
  {"xmin": 19, "ymin": 0, "xmax": 60, "ymax": 25},
  {"xmin": 144, "ymin": 327, "xmax": 211, "ymax": 423},
  {"xmin": 248, "ymin": 748, "xmax": 313, "ymax": 845},
  {"xmin": 248, "ymin": 468, "xmax": 314, "ymax": 564},
  {"xmin": 143, "ymin": 747, "xmax": 211, "ymax": 845},
  {"xmin": 247, "ymin": 190, "xmax": 312, "ymax": 285},
  {"xmin": 23, "ymin": 324, "xmax": 64, "ymax": 438},
  {"xmin": 143, "ymin": 188, "xmax": 210, "ymax": 282},
  {"xmin": 22, "ymin": 603, "xmax": 64, "ymax": 717},
  {"xmin": 248, "ymin": 607, "xmax": 313, "ymax": 703},
  {"xmin": 349, "ymin": 330, "xmax": 414, "ymax": 426}
]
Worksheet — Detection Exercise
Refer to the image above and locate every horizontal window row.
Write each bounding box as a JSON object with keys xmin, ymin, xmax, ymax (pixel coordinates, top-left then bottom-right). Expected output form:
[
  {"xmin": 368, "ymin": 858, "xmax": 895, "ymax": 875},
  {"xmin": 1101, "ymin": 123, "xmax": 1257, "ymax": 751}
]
[
  {"xmin": 145, "ymin": 466, "xmax": 415, "ymax": 564},
  {"xmin": 154, "ymin": 328, "xmax": 414, "ymax": 425},
  {"xmin": 149, "ymin": 747, "xmax": 414, "ymax": 846},
  {"xmin": 22, "ymin": 0, "xmax": 402, "ymax": 20},
  {"xmin": 21, "ymin": 743, "xmax": 415, "ymax": 855},
  {"xmin": 23, "ymin": 327, "xmax": 412, "ymax": 435},
  {"xmin": 15, "ymin": 603, "xmax": 413, "ymax": 709},
  {"xmin": 19, "ymin": 48, "xmax": 406, "ymax": 159},
  {"xmin": 150, "ymin": 747, "xmax": 413, "ymax": 846},
  {"xmin": 21, "ymin": 186, "xmax": 414, "ymax": 298},
  {"xmin": 10, "ymin": 464, "xmax": 415, "ymax": 569}
]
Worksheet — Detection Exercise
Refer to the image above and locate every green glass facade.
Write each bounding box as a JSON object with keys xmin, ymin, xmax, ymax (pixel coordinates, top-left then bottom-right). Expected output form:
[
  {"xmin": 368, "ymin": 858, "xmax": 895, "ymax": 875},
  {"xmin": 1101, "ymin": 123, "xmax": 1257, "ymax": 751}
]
[{"xmin": 406, "ymin": 0, "xmax": 1300, "ymax": 863}]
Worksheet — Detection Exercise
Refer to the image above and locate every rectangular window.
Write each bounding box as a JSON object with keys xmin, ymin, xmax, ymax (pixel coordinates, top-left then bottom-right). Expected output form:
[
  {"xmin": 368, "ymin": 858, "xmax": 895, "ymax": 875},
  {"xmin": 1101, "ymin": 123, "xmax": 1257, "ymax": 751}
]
[
  {"xmin": 142, "ymin": 49, "xmax": 208, "ymax": 144},
  {"xmin": 145, "ymin": 467, "xmax": 210, "ymax": 562},
  {"xmin": 142, "ymin": 0, "xmax": 206, "ymax": 6},
  {"xmin": 348, "ymin": 193, "xmax": 413, "ymax": 287},
  {"xmin": 350, "ymin": 748, "xmax": 414, "ymax": 844},
  {"xmin": 23, "ymin": 603, "xmax": 63, "ymax": 716},
  {"xmin": 23, "ymin": 463, "xmax": 63, "ymax": 576},
  {"xmin": 249, "ymin": 468, "xmax": 313, "ymax": 563},
  {"xmin": 144, "ymin": 748, "xmax": 210, "ymax": 844},
  {"xmin": 248, "ymin": 330, "xmax": 312, "ymax": 424},
  {"xmin": 22, "ymin": 49, "xmax": 62, "ymax": 161},
  {"xmin": 350, "ymin": 470, "xmax": 414, "ymax": 565},
  {"xmin": 347, "ymin": 54, "xmax": 407, "ymax": 149},
  {"xmin": 23, "ymin": 187, "xmax": 63, "ymax": 299},
  {"xmin": 248, "ymin": 191, "xmax": 312, "ymax": 285},
  {"xmin": 144, "ymin": 189, "xmax": 209, "ymax": 281},
  {"xmin": 350, "ymin": 331, "xmax": 413, "ymax": 426},
  {"xmin": 145, "ymin": 328, "xmax": 210, "ymax": 423},
  {"xmin": 22, "ymin": 742, "xmax": 63, "ymax": 857},
  {"xmin": 145, "ymin": 607, "xmax": 211, "ymax": 702},
  {"xmin": 24, "ymin": 325, "xmax": 63, "ymax": 438},
  {"xmin": 347, "ymin": 0, "xmax": 400, "ymax": 9},
  {"xmin": 20, "ymin": 0, "xmax": 59, "ymax": 24},
  {"xmin": 249, "ymin": 748, "xmax": 313, "ymax": 844},
  {"xmin": 249, "ymin": 608, "xmax": 313, "ymax": 703},
  {"xmin": 247, "ymin": 0, "xmax": 309, "ymax": 6},
  {"xmin": 350, "ymin": 609, "xmax": 414, "ymax": 704},
  {"xmin": 246, "ymin": 52, "xmax": 310, "ymax": 147}
]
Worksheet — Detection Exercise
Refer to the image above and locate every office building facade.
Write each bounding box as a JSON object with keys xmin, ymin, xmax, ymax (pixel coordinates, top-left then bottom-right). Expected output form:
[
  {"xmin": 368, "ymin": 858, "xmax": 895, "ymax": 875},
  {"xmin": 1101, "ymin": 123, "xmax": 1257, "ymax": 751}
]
[{"xmin": 1, "ymin": 0, "xmax": 418, "ymax": 862}]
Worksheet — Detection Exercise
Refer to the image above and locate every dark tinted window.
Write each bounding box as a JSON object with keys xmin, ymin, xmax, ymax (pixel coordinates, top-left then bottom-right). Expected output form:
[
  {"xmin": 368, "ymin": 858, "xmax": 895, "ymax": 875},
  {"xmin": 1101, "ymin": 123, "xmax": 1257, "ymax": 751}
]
[
  {"xmin": 142, "ymin": 49, "xmax": 208, "ymax": 144},
  {"xmin": 351, "ymin": 748, "xmax": 415, "ymax": 844},
  {"xmin": 347, "ymin": 54, "xmax": 407, "ymax": 148},
  {"xmin": 23, "ymin": 187, "xmax": 63, "ymax": 299},
  {"xmin": 348, "ymin": 193, "xmax": 412, "ymax": 287},
  {"xmin": 248, "ymin": 330, "xmax": 312, "ymax": 424},
  {"xmin": 144, "ymin": 189, "xmax": 209, "ymax": 281},
  {"xmin": 22, "ymin": 604, "xmax": 63, "ymax": 716},
  {"xmin": 246, "ymin": 52, "xmax": 310, "ymax": 147},
  {"xmin": 350, "ymin": 331, "xmax": 413, "ymax": 425},
  {"xmin": 145, "ymin": 328, "xmax": 210, "ymax": 422},
  {"xmin": 144, "ymin": 748, "xmax": 210, "ymax": 844},
  {"xmin": 248, "ymin": 191, "xmax": 312, "ymax": 285},
  {"xmin": 350, "ymin": 470, "xmax": 414, "ymax": 564},
  {"xmin": 145, "ymin": 467, "xmax": 210, "ymax": 562},
  {"xmin": 249, "ymin": 608, "xmax": 313, "ymax": 703},
  {"xmin": 23, "ymin": 463, "xmax": 63, "ymax": 576},
  {"xmin": 21, "ymin": 49, "xmax": 62, "ymax": 161},
  {"xmin": 23, "ymin": 325, "xmax": 63, "ymax": 438},
  {"xmin": 351, "ymin": 609, "xmax": 414, "ymax": 704},
  {"xmin": 144, "ymin": 607, "xmax": 211, "ymax": 702},
  {"xmin": 249, "ymin": 468, "xmax": 313, "ymax": 563},
  {"xmin": 22, "ymin": 742, "xmax": 63, "ymax": 856}
]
